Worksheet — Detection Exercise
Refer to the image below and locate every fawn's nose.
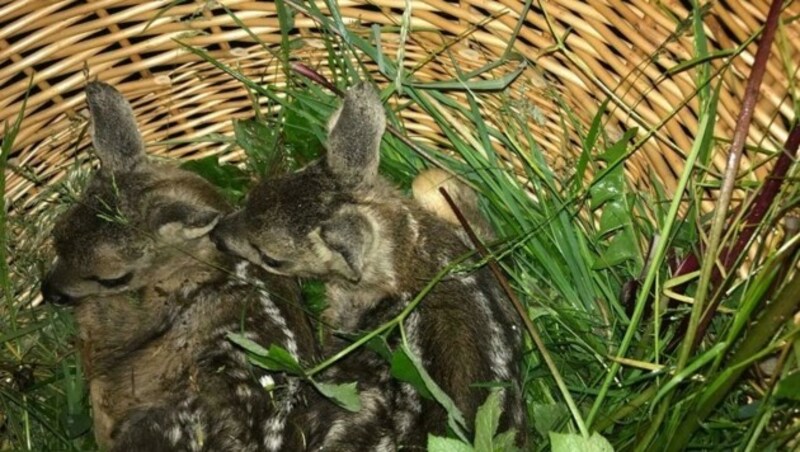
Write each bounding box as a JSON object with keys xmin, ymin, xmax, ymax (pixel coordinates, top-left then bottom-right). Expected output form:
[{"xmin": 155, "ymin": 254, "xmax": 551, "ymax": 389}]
[{"xmin": 41, "ymin": 277, "xmax": 72, "ymax": 305}]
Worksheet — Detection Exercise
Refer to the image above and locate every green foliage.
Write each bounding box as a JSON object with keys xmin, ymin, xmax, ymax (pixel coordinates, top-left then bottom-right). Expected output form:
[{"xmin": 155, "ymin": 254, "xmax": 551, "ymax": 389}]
[
  {"xmin": 180, "ymin": 156, "xmax": 250, "ymax": 202},
  {"xmin": 550, "ymin": 432, "xmax": 614, "ymax": 452},
  {"xmin": 5, "ymin": 1, "xmax": 799, "ymax": 450},
  {"xmin": 428, "ymin": 390, "xmax": 521, "ymax": 452},
  {"xmin": 390, "ymin": 347, "xmax": 433, "ymax": 400},
  {"xmin": 227, "ymin": 332, "xmax": 362, "ymax": 411},
  {"xmin": 310, "ymin": 381, "xmax": 361, "ymax": 412}
]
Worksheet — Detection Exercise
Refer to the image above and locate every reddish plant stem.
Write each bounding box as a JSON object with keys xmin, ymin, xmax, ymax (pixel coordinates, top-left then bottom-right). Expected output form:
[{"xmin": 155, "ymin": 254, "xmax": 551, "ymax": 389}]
[
  {"xmin": 693, "ymin": 125, "xmax": 800, "ymax": 346},
  {"xmin": 291, "ymin": 62, "xmax": 344, "ymax": 96},
  {"xmin": 666, "ymin": 0, "xmax": 790, "ymax": 350},
  {"xmin": 669, "ymin": 124, "xmax": 800, "ymax": 351}
]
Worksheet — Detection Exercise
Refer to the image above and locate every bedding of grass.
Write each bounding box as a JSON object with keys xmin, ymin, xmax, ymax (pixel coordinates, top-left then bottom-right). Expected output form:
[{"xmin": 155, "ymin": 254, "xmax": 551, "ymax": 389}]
[{"xmin": 1, "ymin": 1, "xmax": 798, "ymax": 450}]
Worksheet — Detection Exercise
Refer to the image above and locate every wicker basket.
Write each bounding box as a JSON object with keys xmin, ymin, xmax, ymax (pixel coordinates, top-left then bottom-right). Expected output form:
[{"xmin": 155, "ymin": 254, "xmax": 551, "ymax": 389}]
[{"xmin": 2, "ymin": 1, "xmax": 798, "ymax": 298}]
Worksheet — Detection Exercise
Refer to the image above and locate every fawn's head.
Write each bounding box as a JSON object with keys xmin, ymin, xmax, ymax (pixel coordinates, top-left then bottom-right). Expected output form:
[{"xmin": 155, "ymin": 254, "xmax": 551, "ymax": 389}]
[
  {"xmin": 212, "ymin": 83, "xmax": 387, "ymax": 284},
  {"xmin": 42, "ymin": 82, "xmax": 229, "ymax": 303}
]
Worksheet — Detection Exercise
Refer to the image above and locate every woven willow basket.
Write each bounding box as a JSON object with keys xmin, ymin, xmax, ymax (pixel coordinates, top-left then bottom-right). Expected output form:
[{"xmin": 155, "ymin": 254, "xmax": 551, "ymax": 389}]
[{"xmin": 2, "ymin": 1, "xmax": 799, "ymax": 296}]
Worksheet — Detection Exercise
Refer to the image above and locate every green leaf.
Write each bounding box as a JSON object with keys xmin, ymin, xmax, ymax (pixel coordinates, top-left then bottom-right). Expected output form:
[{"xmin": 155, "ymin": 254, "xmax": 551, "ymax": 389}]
[
  {"xmin": 589, "ymin": 170, "xmax": 625, "ymax": 209},
  {"xmin": 247, "ymin": 345, "xmax": 305, "ymax": 375},
  {"xmin": 300, "ymin": 279, "xmax": 328, "ymax": 318},
  {"xmin": 60, "ymin": 410, "xmax": 92, "ymax": 439},
  {"xmin": 228, "ymin": 333, "xmax": 304, "ymax": 375},
  {"xmin": 491, "ymin": 430, "xmax": 520, "ymax": 452},
  {"xmin": 774, "ymin": 370, "xmax": 800, "ymax": 401},
  {"xmin": 365, "ymin": 335, "xmax": 393, "ymax": 362},
  {"xmin": 390, "ymin": 347, "xmax": 433, "ymax": 400},
  {"xmin": 409, "ymin": 62, "xmax": 526, "ymax": 91},
  {"xmin": 227, "ymin": 332, "xmax": 270, "ymax": 356},
  {"xmin": 283, "ymin": 99, "xmax": 325, "ymax": 168},
  {"xmin": 180, "ymin": 156, "xmax": 249, "ymax": 201},
  {"xmin": 312, "ymin": 380, "xmax": 362, "ymax": 412},
  {"xmin": 400, "ymin": 344, "xmax": 470, "ymax": 441},
  {"xmin": 233, "ymin": 118, "xmax": 281, "ymax": 176},
  {"xmin": 593, "ymin": 228, "xmax": 638, "ymax": 269},
  {"xmin": 531, "ymin": 403, "xmax": 567, "ymax": 438},
  {"xmin": 589, "ymin": 127, "xmax": 637, "ymax": 209},
  {"xmin": 574, "ymin": 98, "xmax": 609, "ymax": 193},
  {"xmin": 428, "ymin": 435, "xmax": 474, "ymax": 452},
  {"xmin": 597, "ymin": 200, "xmax": 628, "ymax": 237},
  {"xmin": 474, "ymin": 390, "xmax": 502, "ymax": 452},
  {"xmin": 550, "ymin": 432, "xmax": 614, "ymax": 452}
]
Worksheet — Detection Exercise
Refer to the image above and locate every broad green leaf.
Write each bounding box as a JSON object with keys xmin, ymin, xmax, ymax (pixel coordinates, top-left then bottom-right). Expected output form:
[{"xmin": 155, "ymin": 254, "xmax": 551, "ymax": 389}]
[
  {"xmin": 774, "ymin": 370, "xmax": 800, "ymax": 401},
  {"xmin": 365, "ymin": 335, "xmax": 393, "ymax": 362},
  {"xmin": 390, "ymin": 347, "xmax": 433, "ymax": 400},
  {"xmin": 491, "ymin": 430, "xmax": 520, "ymax": 452},
  {"xmin": 312, "ymin": 380, "xmax": 362, "ymax": 412},
  {"xmin": 401, "ymin": 344, "xmax": 469, "ymax": 441},
  {"xmin": 550, "ymin": 432, "xmax": 614, "ymax": 452},
  {"xmin": 60, "ymin": 410, "xmax": 92, "ymax": 439},
  {"xmin": 227, "ymin": 332, "xmax": 270, "ymax": 356},
  {"xmin": 228, "ymin": 333, "xmax": 304, "ymax": 375},
  {"xmin": 474, "ymin": 390, "xmax": 502, "ymax": 452},
  {"xmin": 589, "ymin": 127, "xmax": 637, "ymax": 209},
  {"xmin": 180, "ymin": 156, "xmax": 249, "ymax": 201},
  {"xmin": 597, "ymin": 200, "xmax": 628, "ymax": 237},
  {"xmin": 531, "ymin": 403, "xmax": 567, "ymax": 438},
  {"xmin": 428, "ymin": 435, "xmax": 474, "ymax": 452},
  {"xmin": 593, "ymin": 228, "xmax": 638, "ymax": 269},
  {"xmin": 589, "ymin": 170, "xmax": 625, "ymax": 209},
  {"xmin": 247, "ymin": 345, "xmax": 305, "ymax": 375},
  {"xmin": 599, "ymin": 128, "xmax": 638, "ymax": 163},
  {"xmin": 61, "ymin": 359, "xmax": 91, "ymax": 439}
]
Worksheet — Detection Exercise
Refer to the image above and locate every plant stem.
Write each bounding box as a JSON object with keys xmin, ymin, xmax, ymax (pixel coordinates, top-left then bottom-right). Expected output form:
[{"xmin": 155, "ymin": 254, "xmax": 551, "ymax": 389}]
[
  {"xmin": 675, "ymin": 0, "xmax": 783, "ymax": 373},
  {"xmin": 666, "ymin": 270, "xmax": 800, "ymax": 451}
]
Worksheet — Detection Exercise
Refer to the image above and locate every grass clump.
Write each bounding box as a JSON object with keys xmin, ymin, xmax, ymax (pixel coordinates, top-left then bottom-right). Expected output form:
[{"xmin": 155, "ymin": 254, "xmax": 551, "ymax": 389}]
[{"xmin": 2, "ymin": 0, "xmax": 800, "ymax": 450}]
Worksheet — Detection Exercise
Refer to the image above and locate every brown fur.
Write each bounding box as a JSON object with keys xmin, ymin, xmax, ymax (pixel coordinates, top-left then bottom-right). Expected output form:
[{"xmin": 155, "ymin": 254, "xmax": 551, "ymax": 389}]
[
  {"xmin": 42, "ymin": 82, "xmax": 318, "ymax": 451},
  {"xmin": 212, "ymin": 83, "xmax": 527, "ymax": 448}
]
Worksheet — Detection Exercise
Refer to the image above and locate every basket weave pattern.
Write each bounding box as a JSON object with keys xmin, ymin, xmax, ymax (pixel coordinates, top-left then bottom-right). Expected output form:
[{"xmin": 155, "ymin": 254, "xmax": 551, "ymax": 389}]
[
  {"xmin": 2, "ymin": 1, "xmax": 798, "ymax": 225},
  {"xmin": 1, "ymin": 1, "xmax": 799, "ymax": 448}
]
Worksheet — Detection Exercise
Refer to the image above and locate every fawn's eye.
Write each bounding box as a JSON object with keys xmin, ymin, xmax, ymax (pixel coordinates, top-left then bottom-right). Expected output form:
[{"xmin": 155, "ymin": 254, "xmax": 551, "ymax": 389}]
[
  {"xmin": 250, "ymin": 242, "xmax": 285, "ymax": 269},
  {"xmin": 89, "ymin": 272, "xmax": 133, "ymax": 288}
]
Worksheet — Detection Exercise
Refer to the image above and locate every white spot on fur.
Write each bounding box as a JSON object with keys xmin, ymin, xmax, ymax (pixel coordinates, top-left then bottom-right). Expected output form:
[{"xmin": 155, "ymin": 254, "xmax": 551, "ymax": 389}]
[
  {"xmin": 323, "ymin": 388, "xmax": 386, "ymax": 446},
  {"xmin": 474, "ymin": 291, "xmax": 512, "ymax": 381},
  {"xmin": 263, "ymin": 380, "xmax": 300, "ymax": 451},
  {"xmin": 376, "ymin": 435, "xmax": 395, "ymax": 452},
  {"xmin": 168, "ymin": 425, "xmax": 182, "ymax": 445},
  {"xmin": 236, "ymin": 385, "xmax": 253, "ymax": 399},
  {"xmin": 234, "ymin": 260, "xmax": 250, "ymax": 279}
]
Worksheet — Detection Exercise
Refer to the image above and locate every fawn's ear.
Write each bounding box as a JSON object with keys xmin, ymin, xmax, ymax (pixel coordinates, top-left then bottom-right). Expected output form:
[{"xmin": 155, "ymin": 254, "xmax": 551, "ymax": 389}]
[
  {"xmin": 318, "ymin": 209, "xmax": 374, "ymax": 283},
  {"xmin": 326, "ymin": 82, "xmax": 386, "ymax": 186},
  {"xmin": 85, "ymin": 82, "xmax": 145, "ymax": 173},
  {"xmin": 147, "ymin": 201, "xmax": 221, "ymax": 243}
]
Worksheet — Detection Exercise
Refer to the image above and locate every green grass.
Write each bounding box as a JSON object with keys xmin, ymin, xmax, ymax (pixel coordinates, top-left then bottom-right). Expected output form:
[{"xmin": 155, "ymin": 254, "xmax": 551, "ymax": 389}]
[{"xmin": 2, "ymin": 0, "xmax": 800, "ymax": 450}]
